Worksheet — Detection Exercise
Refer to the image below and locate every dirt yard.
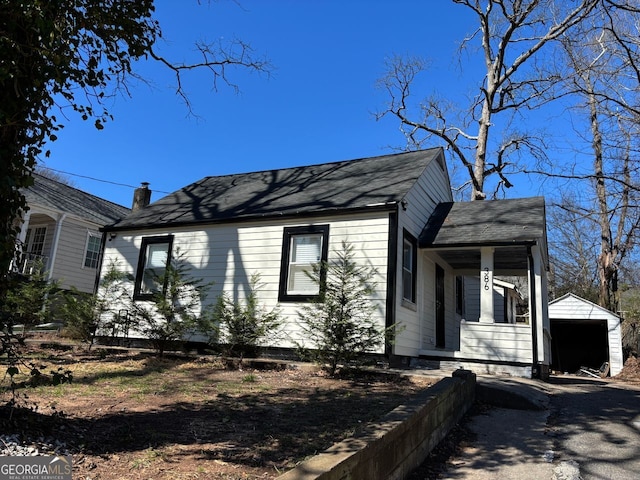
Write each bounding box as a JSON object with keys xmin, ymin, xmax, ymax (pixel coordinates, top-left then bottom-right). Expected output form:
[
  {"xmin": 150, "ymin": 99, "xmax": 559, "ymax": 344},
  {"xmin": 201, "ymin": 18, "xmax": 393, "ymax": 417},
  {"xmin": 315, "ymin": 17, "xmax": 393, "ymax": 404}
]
[
  {"xmin": 615, "ymin": 355, "xmax": 640, "ymax": 383},
  {"xmin": 1, "ymin": 342, "xmax": 435, "ymax": 480}
]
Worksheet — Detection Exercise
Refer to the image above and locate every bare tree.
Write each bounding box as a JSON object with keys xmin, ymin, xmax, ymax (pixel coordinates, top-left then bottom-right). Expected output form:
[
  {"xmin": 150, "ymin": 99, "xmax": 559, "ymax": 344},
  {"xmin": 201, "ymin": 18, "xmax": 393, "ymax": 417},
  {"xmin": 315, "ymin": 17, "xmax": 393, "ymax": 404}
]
[
  {"xmin": 547, "ymin": 196, "xmax": 600, "ymax": 303},
  {"xmin": 34, "ymin": 167, "xmax": 76, "ymax": 187},
  {"xmin": 552, "ymin": 2, "xmax": 640, "ymax": 311},
  {"xmin": 376, "ymin": 0, "xmax": 640, "ymax": 310},
  {"xmin": 377, "ymin": 0, "xmax": 599, "ymax": 200}
]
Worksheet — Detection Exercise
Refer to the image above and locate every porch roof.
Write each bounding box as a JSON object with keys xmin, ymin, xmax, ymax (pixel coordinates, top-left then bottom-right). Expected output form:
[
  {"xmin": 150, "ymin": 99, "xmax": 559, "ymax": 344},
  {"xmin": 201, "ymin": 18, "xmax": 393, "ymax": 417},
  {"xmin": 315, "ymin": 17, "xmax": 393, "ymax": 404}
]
[
  {"xmin": 25, "ymin": 173, "xmax": 131, "ymax": 225},
  {"xmin": 419, "ymin": 197, "xmax": 547, "ymax": 271}
]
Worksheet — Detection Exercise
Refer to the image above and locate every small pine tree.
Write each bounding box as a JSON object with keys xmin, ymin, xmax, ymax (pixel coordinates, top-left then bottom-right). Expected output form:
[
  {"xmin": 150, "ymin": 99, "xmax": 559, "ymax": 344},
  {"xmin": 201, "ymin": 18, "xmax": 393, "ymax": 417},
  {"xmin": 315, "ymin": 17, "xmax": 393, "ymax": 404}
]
[
  {"xmin": 133, "ymin": 250, "xmax": 212, "ymax": 356},
  {"xmin": 59, "ymin": 261, "xmax": 130, "ymax": 349},
  {"xmin": 208, "ymin": 273, "xmax": 282, "ymax": 360},
  {"xmin": 0, "ymin": 266, "xmax": 71, "ymax": 406},
  {"xmin": 296, "ymin": 241, "xmax": 394, "ymax": 375},
  {"xmin": 2, "ymin": 261, "xmax": 59, "ymax": 336}
]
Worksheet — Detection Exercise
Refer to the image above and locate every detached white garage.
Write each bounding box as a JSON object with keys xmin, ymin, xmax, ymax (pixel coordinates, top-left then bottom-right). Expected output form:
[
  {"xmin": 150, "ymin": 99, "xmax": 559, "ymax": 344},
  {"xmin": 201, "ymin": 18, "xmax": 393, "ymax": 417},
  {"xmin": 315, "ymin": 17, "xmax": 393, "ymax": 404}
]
[{"xmin": 549, "ymin": 293, "xmax": 624, "ymax": 376}]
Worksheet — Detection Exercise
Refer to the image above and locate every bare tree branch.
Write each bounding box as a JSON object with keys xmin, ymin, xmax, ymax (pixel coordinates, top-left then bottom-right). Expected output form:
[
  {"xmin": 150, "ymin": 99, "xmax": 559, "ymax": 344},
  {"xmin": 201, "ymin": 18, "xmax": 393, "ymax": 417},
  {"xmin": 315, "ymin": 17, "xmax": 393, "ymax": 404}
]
[{"xmin": 149, "ymin": 38, "xmax": 271, "ymax": 114}]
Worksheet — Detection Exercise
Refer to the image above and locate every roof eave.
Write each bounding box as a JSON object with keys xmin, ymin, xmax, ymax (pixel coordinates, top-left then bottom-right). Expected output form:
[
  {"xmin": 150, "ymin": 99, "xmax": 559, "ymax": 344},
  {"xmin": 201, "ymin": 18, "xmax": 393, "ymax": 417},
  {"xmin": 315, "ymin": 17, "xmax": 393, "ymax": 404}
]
[
  {"xmin": 421, "ymin": 239, "xmax": 540, "ymax": 249},
  {"xmin": 101, "ymin": 202, "xmax": 399, "ymax": 233}
]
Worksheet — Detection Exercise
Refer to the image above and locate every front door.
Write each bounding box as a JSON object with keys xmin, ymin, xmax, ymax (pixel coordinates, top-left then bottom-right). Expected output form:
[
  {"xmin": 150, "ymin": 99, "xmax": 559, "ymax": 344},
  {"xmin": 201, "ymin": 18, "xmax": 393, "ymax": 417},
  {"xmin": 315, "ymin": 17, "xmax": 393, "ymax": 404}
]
[{"xmin": 435, "ymin": 264, "xmax": 445, "ymax": 348}]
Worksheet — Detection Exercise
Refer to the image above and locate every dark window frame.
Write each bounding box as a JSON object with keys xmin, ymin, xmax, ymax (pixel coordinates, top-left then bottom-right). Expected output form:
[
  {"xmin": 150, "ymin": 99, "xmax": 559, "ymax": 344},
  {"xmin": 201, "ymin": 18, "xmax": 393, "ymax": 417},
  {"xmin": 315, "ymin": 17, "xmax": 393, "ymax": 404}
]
[
  {"xmin": 278, "ymin": 225, "xmax": 330, "ymax": 302},
  {"xmin": 402, "ymin": 229, "xmax": 417, "ymax": 304},
  {"xmin": 455, "ymin": 275, "xmax": 465, "ymax": 315},
  {"xmin": 134, "ymin": 235, "xmax": 174, "ymax": 300}
]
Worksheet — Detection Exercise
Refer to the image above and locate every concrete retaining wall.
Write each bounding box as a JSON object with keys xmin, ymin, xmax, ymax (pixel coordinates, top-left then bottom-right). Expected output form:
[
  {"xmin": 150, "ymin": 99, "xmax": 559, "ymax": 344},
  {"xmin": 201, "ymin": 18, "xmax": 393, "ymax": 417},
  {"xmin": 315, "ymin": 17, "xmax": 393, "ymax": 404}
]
[{"xmin": 278, "ymin": 369, "xmax": 476, "ymax": 480}]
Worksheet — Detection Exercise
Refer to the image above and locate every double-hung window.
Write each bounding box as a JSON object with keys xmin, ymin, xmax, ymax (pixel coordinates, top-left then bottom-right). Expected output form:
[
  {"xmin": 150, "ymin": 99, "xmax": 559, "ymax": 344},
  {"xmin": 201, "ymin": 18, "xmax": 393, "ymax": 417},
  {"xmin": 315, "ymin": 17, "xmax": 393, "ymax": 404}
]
[
  {"xmin": 402, "ymin": 230, "xmax": 417, "ymax": 304},
  {"xmin": 25, "ymin": 226, "xmax": 47, "ymax": 256},
  {"xmin": 134, "ymin": 235, "xmax": 174, "ymax": 300},
  {"xmin": 279, "ymin": 225, "xmax": 329, "ymax": 301},
  {"xmin": 84, "ymin": 233, "xmax": 102, "ymax": 268}
]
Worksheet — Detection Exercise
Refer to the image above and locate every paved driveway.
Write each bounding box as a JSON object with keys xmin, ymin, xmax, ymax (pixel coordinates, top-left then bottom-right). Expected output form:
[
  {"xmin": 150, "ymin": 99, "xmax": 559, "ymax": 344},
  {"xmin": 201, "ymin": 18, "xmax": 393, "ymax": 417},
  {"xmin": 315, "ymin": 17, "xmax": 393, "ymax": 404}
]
[
  {"xmin": 416, "ymin": 375, "xmax": 640, "ymax": 480},
  {"xmin": 548, "ymin": 377, "xmax": 640, "ymax": 480}
]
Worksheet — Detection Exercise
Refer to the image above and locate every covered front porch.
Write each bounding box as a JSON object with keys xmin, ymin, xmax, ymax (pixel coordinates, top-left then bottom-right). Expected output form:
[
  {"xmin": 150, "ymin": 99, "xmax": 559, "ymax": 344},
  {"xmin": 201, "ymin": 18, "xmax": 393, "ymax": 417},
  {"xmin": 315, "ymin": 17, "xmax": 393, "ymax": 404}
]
[
  {"xmin": 11, "ymin": 208, "xmax": 66, "ymax": 279},
  {"xmin": 418, "ymin": 198, "xmax": 551, "ymax": 378}
]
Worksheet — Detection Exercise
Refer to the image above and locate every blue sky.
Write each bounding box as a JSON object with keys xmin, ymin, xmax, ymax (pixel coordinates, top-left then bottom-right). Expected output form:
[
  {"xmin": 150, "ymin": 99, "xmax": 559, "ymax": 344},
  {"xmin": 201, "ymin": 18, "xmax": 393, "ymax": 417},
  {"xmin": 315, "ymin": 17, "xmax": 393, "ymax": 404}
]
[{"xmin": 42, "ymin": 1, "xmax": 531, "ymax": 208}]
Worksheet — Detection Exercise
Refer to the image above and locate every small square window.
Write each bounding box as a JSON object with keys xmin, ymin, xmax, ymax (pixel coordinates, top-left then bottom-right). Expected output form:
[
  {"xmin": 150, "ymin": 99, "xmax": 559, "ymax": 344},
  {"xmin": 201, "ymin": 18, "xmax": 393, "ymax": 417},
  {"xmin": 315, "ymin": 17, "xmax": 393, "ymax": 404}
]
[
  {"xmin": 134, "ymin": 235, "xmax": 174, "ymax": 300},
  {"xmin": 279, "ymin": 225, "xmax": 329, "ymax": 301},
  {"xmin": 84, "ymin": 233, "xmax": 102, "ymax": 269}
]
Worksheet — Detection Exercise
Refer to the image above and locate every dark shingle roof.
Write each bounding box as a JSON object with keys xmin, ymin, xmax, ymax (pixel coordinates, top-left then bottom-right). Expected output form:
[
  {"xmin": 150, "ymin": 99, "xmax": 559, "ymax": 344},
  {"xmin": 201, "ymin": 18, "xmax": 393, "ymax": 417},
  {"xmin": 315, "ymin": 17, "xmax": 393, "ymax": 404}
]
[
  {"xmin": 107, "ymin": 148, "xmax": 443, "ymax": 231},
  {"xmin": 419, "ymin": 197, "xmax": 546, "ymax": 247},
  {"xmin": 24, "ymin": 173, "xmax": 130, "ymax": 225}
]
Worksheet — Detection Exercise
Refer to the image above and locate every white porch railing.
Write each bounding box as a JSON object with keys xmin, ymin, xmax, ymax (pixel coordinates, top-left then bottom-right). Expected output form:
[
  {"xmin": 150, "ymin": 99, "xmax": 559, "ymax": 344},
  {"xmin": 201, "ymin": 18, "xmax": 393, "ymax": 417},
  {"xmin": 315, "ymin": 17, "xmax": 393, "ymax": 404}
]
[{"xmin": 10, "ymin": 253, "xmax": 49, "ymax": 276}]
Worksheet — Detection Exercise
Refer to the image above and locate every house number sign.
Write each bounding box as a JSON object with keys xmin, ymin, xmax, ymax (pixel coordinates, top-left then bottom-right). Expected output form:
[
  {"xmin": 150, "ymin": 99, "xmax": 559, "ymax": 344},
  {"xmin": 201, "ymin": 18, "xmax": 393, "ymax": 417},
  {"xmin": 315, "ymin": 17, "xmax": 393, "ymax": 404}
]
[{"xmin": 483, "ymin": 267, "xmax": 490, "ymax": 290}]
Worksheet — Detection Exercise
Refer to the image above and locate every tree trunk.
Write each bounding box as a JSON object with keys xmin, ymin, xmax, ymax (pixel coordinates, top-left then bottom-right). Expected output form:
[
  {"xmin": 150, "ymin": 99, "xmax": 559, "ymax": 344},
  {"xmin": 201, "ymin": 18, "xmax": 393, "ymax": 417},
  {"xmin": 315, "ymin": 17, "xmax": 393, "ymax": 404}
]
[{"xmin": 588, "ymin": 86, "xmax": 617, "ymax": 311}]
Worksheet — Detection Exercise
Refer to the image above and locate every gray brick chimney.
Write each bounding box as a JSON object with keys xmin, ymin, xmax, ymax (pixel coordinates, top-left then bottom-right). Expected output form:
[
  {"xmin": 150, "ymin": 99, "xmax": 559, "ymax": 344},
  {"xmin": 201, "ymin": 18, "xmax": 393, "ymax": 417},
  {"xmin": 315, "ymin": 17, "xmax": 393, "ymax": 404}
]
[{"xmin": 132, "ymin": 182, "xmax": 151, "ymax": 211}]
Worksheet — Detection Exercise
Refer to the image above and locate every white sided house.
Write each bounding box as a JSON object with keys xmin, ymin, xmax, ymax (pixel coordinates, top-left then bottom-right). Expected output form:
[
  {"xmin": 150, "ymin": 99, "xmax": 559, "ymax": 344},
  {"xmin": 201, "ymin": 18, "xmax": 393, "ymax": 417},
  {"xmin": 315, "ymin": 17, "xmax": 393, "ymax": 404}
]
[
  {"xmin": 12, "ymin": 173, "xmax": 130, "ymax": 293},
  {"xmin": 99, "ymin": 149, "xmax": 551, "ymax": 378}
]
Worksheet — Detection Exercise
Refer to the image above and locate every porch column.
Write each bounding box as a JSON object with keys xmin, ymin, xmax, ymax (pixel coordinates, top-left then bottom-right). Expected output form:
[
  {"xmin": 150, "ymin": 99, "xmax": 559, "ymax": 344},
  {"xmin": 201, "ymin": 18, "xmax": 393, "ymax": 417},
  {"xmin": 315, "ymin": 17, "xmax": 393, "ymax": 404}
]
[
  {"xmin": 16, "ymin": 210, "xmax": 31, "ymax": 246},
  {"xmin": 479, "ymin": 247, "xmax": 494, "ymax": 323},
  {"xmin": 530, "ymin": 244, "xmax": 550, "ymax": 366}
]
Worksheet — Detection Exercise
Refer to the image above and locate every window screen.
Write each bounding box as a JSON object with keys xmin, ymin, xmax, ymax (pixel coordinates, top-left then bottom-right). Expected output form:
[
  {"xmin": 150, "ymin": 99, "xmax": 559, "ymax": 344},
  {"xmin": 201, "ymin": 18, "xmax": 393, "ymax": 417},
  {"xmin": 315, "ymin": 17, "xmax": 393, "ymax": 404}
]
[
  {"xmin": 279, "ymin": 225, "xmax": 329, "ymax": 301},
  {"xmin": 287, "ymin": 234, "xmax": 323, "ymax": 295}
]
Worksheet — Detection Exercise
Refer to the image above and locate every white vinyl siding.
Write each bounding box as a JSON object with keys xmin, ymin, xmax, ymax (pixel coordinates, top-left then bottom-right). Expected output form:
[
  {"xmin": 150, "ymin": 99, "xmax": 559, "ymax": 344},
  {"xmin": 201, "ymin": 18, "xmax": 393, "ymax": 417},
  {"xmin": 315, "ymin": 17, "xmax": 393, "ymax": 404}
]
[
  {"xmin": 99, "ymin": 212, "xmax": 391, "ymax": 350},
  {"xmin": 459, "ymin": 322, "xmax": 533, "ymax": 362},
  {"xmin": 54, "ymin": 222, "xmax": 104, "ymax": 293},
  {"xmin": 26, "ymin": 212, "xmax": 103, "ymax": 294},
  {"xmin": 393, "ymin": 151, "xmax": 453, "ymax": 357}
]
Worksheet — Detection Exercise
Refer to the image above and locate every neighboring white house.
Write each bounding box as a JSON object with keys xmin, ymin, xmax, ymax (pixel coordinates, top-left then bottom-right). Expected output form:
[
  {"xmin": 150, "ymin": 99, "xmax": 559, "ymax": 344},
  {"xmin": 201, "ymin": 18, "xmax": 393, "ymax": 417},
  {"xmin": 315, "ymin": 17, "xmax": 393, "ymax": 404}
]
[
  {"xmin": 11, "ymin": 173, "xmax": 130, "ymax": 294},
  {"xmin": 98, "ymin": 148, "xmax": 551, "ymax": 378},
  {"xmin": 548, "ymin": 293, "xmax": 624, "ymax": 376}
]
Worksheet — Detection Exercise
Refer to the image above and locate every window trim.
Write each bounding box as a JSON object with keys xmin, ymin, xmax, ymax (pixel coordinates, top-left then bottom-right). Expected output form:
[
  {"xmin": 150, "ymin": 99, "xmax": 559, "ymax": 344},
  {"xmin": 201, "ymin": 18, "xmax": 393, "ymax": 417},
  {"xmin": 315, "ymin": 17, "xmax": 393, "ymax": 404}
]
[
  {"xmin": 401, "ymin": 229, "xmax": 417, "ymax": 304},
  {"xmin": 278, "ymin": 225, "xmax": 330, "ymax": 302},
  {"xmin": 83, "ymin": 231, "xmax": 102, "ymax": 269},
  {"xmin": 133, "ymin": 235, "xmax": 174, "ymax": 300}
]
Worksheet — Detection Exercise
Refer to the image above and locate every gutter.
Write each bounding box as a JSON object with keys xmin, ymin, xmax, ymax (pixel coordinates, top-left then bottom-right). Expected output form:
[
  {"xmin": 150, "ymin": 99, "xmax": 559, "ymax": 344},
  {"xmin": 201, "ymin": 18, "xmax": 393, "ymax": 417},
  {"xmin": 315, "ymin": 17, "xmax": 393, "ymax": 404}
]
[
  {"xmin": 93, "ymin": 231, "xmax": 108, "ymax": 295},
  {"xmin": 47, "ymin": 213, "xmax": 67, "ymax": 281}
]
